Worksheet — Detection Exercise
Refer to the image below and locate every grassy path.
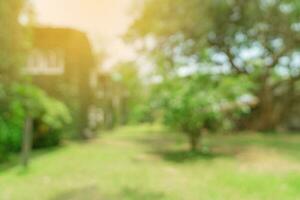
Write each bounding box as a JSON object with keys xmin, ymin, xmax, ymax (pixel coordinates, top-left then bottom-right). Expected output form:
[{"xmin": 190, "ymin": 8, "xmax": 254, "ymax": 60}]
[{"xmin": 0, "ymin": 125, "xmax": 300, "ymax": 200}]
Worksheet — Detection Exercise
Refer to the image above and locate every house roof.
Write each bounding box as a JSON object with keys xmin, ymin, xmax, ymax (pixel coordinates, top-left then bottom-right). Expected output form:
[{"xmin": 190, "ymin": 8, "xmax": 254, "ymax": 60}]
[{"xmin": 32, "ymin": 27, "xmax": 95, "ymax": 69}]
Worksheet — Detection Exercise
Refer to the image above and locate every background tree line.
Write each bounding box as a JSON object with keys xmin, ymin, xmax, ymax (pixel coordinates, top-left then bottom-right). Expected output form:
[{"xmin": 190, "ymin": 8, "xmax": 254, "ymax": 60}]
[
  {"xmin": 0, "ymin": 1, "xmax": 71, "ymax": 163},
  {"xmin": 1, "ymin": 0, "xmax": 300, "ymax": 160},
  {"xmin": 122, "ymin": 0, "xmax": 300, "ymax": 150}
]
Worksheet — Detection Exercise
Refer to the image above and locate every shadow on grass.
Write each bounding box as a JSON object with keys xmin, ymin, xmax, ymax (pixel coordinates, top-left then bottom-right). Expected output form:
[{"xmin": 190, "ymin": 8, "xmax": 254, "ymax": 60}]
[
  {"xmin": 50, "ymin": 186, "xmax": 165, "ymax": 200},
  {"xmin": 134, "ymin": 133, "xmax": 237, "ymax": 163},
  {"xmin": 0, "ymin": 146, "xmax": 62, "ymax": 174},
  {"xmin": 151, "ymin": 149, "xmax": 235, "ymax": 163},
  {"xmin": 120, "ymin": 187, "xmax": 165, "ymax": 200},
  {"xmin": 0, "ymin": 155, "xmax": 20, "ymax": 173},
  {"xmin": 50, "ymin": 185, "xmax": 103, "ymax": 200}
]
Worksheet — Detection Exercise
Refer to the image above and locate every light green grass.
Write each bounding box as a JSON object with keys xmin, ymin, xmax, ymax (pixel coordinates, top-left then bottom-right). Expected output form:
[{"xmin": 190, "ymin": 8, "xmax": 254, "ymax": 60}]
[{"xmin": 0, "ymin": 124, "xmax": 300, "ymax": 200}]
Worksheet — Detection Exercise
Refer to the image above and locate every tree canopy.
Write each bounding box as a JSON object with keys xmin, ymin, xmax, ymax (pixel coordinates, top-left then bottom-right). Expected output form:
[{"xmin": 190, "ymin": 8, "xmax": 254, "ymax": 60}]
[
  {"xmin": 0, "ymin": 0, "xmax": 27, "ymax": 83},
  {"xmin": 129, "ymin": 0, "xmax": 300, "ymax": 131}
]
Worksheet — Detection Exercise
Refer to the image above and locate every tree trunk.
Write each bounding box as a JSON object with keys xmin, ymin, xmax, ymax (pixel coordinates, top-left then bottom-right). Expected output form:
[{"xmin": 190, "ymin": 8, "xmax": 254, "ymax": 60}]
[
  {"xmin": 21, "ymin": 117, "xmax": 33, "ymax": 168},
  {"xmin": 247, "ymin": 77, "xmax": 297, "ymax": 131},
  {"xmin": 189, "ymin": 134, "xmax": 201, "ymax": 152}
]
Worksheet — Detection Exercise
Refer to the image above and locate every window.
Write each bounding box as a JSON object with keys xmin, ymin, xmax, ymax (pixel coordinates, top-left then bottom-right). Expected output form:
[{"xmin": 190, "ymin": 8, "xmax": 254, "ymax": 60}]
[{"xmin": 26, "ymin": 49, "xmax": 65, "ymax": 75}]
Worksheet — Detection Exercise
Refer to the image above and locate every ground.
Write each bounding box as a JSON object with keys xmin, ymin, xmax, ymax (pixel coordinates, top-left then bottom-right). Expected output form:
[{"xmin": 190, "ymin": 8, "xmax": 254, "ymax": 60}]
[{"xmin": 0, "ymin": 124, "xmax": 300, "ymax": 200}]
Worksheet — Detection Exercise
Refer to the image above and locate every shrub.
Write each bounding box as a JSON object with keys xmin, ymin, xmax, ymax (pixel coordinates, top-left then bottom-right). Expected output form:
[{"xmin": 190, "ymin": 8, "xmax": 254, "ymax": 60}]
[
  {"xmin": 0, "ymin": 83, "xmax": 71, "ymax": 162},
  {"xmin": 163, "ymin": 74, "xmax": 253, "ymax": 151}
]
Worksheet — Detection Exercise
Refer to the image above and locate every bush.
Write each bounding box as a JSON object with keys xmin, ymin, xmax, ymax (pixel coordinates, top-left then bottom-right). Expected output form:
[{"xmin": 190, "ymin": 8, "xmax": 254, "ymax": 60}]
[
  {"xmin": 0, "ymin": 83, "xmax": 71, "ymax": 162},
  {"xmin": 129, "ymin": 104, "xmax": 155, "ymax": 124},
  {"xmin": 163, "ymin": 74, "xmax": 253, "ymax": 151}
]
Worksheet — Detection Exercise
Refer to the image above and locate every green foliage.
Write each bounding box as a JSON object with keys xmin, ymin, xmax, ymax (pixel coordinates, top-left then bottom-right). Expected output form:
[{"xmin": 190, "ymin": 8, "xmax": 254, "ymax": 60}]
[
  {"xmin": 130, "ymin": 103, "xmax": 155, "ymax": 124},
  {"xmin": 103, "ymin": 61, "xmax": 147, "ymax": 126},
  {"xmin": 0, "ymin": 83, "xmax": 71, "ymax": 161},
  {"xmin": 129, "ymin": 0, "xmax": 300, "ymax": 131},
  {"xmin": 10, "ymin": 83, "xmax": 72, "ymax": 129},
  {"xmin": 0, "ymin": 0, "xmax": 25, "ymax": 161},
  {"xmin": 0, "ymin": 1, "xmax": 72, "ymax": 161},
  {"xmin": 161, "ymin": 74, "xmax": 253, "ymax": 150},
  {"xmin": 0, "ymin": 0, "xmax": 27, "ymax": 83},
  {"xmin": 131, "ymin": 0, "xmax": 300, "ymax": 78}
]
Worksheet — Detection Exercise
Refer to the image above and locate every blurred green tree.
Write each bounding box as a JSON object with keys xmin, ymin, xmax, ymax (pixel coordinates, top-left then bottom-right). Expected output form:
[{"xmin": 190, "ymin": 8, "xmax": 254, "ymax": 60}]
[
  {"xmin": 0, "ymin": 1, "xmax": 72, "ymax": 164},
  {"xmin": 163, "ymin": 74, "xmax": 252, "ymax": 151},
  {"xmin": 128, "ymin": 0, "xmax": 300, "ymax": 131},
  {"xmin": 0, "ymin": 0, "xmax": 28, "ymax": 83},
  {"xmin": 0, "ymin": 0, "xmax": 27, "ymax": 161},
  {"xmin": 112, "ymin": 61, "xmax": 145, "ymax": 125}
]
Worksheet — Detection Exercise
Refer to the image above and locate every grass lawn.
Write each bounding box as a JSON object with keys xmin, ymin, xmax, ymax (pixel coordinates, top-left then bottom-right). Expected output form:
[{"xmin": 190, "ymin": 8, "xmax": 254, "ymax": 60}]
[{"xmin": 0, "ymin": 124, "xmax": 300, "ymax": 200}]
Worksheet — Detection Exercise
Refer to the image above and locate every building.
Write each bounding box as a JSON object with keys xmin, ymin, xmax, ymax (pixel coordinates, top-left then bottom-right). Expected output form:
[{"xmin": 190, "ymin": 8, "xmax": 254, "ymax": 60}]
[{"xmin": 26, "ymin": 27, "xmax": 97, "ymax": 138}]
